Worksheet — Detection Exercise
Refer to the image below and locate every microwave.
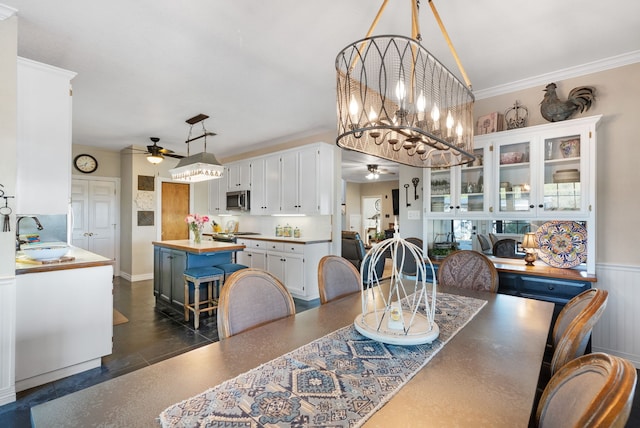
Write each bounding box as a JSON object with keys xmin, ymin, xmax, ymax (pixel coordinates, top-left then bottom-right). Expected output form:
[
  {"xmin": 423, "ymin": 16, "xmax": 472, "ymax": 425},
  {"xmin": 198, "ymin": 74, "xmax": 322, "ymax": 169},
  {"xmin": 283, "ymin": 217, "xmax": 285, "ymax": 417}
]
[{"xmin": 226, "ymin": 190, "xmax": 250, "ymax": 211}]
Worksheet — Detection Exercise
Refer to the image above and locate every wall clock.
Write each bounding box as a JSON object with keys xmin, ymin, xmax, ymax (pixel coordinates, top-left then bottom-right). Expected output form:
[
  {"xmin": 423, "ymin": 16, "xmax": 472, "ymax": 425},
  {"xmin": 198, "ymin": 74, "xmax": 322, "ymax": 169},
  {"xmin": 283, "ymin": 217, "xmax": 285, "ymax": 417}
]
[{"xmin": 74, "ymin": 154, "xmax": 98, "ymax": 173}]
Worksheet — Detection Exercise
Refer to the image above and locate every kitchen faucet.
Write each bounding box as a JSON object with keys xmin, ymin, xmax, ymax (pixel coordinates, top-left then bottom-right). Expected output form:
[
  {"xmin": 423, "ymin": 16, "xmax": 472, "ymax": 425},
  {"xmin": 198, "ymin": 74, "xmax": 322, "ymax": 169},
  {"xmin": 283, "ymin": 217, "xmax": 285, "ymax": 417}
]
[{"xmin": 16, "ymin": 215, "xmax": 44, "ymax": 250}]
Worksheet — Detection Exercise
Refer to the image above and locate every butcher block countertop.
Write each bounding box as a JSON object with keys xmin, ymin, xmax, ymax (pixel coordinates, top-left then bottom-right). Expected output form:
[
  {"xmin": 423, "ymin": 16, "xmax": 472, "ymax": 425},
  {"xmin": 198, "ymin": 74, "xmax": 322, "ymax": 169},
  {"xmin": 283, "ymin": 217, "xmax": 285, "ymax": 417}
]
[
  {"xmin": 152, "ymin": 239, "xmax": 245, "ymax": 253},
  {"xmin": 16, "ymin": 246, "xmax": 114, "ymax": 275}
]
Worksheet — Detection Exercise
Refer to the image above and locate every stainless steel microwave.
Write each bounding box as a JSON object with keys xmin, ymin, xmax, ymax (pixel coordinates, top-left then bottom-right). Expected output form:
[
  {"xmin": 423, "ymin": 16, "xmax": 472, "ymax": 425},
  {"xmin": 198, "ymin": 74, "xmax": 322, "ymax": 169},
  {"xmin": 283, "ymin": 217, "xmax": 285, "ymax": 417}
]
[{"xmin": 226, "ymin": 190, "xmax": 250, "ymax": 211}]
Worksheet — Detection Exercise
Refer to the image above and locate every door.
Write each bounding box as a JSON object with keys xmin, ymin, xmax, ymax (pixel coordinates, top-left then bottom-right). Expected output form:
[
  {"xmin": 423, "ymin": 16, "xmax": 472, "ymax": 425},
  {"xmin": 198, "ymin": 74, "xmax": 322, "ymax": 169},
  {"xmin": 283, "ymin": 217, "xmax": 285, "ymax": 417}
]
[
  {"xmin": 71, "ymin": 179, "xmax": 117, "ymax": 260},
  {"xmin": 161, "ymin": 182, "xmax": 190, "ymax": 240}
]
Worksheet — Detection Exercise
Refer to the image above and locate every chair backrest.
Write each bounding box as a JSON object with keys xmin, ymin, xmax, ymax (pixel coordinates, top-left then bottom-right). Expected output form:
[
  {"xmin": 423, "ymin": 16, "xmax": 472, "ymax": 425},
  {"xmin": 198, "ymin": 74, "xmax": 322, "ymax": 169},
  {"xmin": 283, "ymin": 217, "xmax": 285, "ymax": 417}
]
[
  {"xmin": 492, "ymin": 238, "xmax": 516, "ymax": 258},
  {"xmin": 318, "ymin": 255, "xmax": 361, "ymax": 304},
  {"xmin": 550, "ymin": 288, "xmax": 608, "ymax": 375},
  {"xmin": 536, "ymin": 353, "xmax": 637, "ymax": 428},
  {"xmin": 477, "ymin": 234, "xmax": 492, "ymax": 254},
  {"xmin": 217, "ymin": 268, "xmax": 295, "ymax": 339},
  {"xmin": 437, "ymin": 250, "xmax": 499, "ymax": 293},
  {"xmin": 341, "ymin": 231, "xmax": 366, "ymax": 269}
]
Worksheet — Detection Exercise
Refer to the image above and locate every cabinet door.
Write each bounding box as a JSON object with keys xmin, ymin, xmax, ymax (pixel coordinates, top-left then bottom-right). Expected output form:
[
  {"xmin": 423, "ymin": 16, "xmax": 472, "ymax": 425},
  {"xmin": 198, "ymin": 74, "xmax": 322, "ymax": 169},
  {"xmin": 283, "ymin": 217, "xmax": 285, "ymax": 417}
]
[
  {"xmin": 425, "ymin": 168, "xmax": 455, "ymax": 217},
  {"xmin": 280, "ymin": 152, "xmax": 299, "ymax": 213},
  {"xmin": 266, "ymin": 252, "xmax": 286, "ymax": 283},
  {"xmin": 251, "ymin": 156, "xmax": 280, "ymax": 215},
  {"xmin": 17, "ymin": 59, "xmax": 75, "ymax": 215},
  {"xmin": 284, "ymin": 254, "xmax": 305, "ymax": 296},
  {"xmin": 250, "ymin": 159, "xmax": 267, "ymax": 214},
  {"xmin": 208, "ymin": 174, "xmax": 228, "ymax": 213},
  {"xmin": 538, "ymin": 124, "xmax": 591, "ymax": 217},
  {"xmin": 226, "ymin": 161, "xmax": 251, "ymax": 191},
  {"xmin": 170, "ymin": 250, "xmax": 187, "ymax": 306},
  {"xmin": 495, "ymin": 139, "xmax": 534, "ymax": 217},
  {"xmin": 296, "ymin": 148, "xmax": 320, "ymax": 215},
  {"xmin": 249, "ymin": 249, "xmax": 267, "ymax": 270},
  {"xmin": 158, "ymin": 248, "xmax": 173, "ymax": 303},
  {"xmin": 459, "ymin": 143, "xmax": 492, "ymax": 217}
]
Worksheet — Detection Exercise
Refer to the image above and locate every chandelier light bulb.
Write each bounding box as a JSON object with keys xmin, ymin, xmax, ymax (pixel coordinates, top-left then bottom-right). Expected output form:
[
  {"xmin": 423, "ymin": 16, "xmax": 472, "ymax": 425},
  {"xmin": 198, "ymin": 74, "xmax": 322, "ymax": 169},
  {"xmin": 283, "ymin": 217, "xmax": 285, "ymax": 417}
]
[
  {"xmin": 456, "ymin": 122, "xmax": 464, "ymax": 137},
  {"xmin": 416, "ymin": 92, "xmax": 426, "ymax": 112},
  {"xmin": 395, "ymin": 80, "xmax": 406, "ymax": 102},
  {"xmin": 349, "ymin": 95, "xmax": 359, "ymax": 123},
  {"xmin": 368, "ymin": 106, "xmax": 378, "ymax": 123}
]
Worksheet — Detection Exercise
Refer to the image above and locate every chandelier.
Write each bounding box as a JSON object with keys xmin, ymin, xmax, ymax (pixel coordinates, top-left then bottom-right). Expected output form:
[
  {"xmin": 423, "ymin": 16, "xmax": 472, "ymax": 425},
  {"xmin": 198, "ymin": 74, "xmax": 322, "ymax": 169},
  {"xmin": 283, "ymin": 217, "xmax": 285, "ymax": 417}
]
[
  {"xmin": 336, "ymin": 0, "xmax": 475, "ymax": 168},
  {"xmin": 169, "ymin": 114, "xmax": 224, "ymax": 182}
]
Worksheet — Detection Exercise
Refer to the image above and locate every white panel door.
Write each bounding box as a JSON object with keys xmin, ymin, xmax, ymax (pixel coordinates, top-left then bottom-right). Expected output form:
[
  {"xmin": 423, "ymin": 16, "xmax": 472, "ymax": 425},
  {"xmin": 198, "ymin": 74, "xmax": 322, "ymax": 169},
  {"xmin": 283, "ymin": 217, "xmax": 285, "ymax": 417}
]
[{"xmin": 71, "ymin": 179, "xmax": 116, "ymax": 260}]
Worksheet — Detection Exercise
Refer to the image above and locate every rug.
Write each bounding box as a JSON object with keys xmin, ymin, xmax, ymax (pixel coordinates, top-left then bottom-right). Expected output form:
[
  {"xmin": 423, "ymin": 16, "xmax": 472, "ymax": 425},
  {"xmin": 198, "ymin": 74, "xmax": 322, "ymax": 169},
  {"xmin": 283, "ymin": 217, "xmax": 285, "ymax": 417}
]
[
  {"xmin": 159, "ymin": 292, "xmax": 486, "ymax": 428},
  {"xmin": 113, "ymin": 308, "xmax": 129, "ymax": 326}
]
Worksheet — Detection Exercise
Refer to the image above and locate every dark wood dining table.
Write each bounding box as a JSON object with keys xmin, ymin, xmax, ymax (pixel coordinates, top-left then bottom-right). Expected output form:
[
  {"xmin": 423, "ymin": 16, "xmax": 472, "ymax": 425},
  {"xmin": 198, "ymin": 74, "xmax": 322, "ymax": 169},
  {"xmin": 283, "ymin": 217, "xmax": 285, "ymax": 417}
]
[{"xmin": 31, "ymin": 284, "xmax": 553, "ymax": 427}]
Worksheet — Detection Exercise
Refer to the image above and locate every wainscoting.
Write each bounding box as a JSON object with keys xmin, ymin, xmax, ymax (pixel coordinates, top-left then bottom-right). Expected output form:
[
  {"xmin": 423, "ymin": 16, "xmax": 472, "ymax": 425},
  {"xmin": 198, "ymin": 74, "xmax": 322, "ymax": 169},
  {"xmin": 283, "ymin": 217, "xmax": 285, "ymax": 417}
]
[
  {"xmin": 0, "ymin": 276, "xmax": 16, "ymax": 406},
  {"xmin": 592, "ymin": 263, "xmax": 640, "ymax": 368}
]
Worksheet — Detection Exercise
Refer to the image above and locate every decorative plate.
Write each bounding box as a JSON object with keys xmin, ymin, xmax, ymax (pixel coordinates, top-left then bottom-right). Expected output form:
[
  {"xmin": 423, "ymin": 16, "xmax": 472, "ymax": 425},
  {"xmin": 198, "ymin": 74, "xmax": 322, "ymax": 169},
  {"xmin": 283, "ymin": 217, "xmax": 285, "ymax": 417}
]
[{"xmin": 535, "ymin": 221, "xmax": 587, "ymax": 268}]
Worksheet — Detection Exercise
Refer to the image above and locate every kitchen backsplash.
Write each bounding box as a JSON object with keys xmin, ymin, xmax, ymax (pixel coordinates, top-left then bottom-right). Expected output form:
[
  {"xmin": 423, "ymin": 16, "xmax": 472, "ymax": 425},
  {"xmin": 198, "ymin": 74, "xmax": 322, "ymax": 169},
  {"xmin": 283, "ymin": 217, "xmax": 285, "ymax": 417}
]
[
  {"xmin": 206, "ymin": 214, "xmax": 333, "ymax": 240},
  {"xmin": 17, "ymin": 214, "xmax": 68, "ymax": 243}
]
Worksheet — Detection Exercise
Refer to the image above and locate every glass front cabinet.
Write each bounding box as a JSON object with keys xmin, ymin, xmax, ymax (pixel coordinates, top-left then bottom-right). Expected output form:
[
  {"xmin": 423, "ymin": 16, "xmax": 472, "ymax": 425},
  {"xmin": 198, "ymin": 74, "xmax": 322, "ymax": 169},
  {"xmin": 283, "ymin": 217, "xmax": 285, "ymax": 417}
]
[
  {"xmin": 474, "ymin": 115, "xmax": 600, "ymax": 220},
  {"xmin": 424, "ymin": 140, "xmax": 492, "ymax": 218}
]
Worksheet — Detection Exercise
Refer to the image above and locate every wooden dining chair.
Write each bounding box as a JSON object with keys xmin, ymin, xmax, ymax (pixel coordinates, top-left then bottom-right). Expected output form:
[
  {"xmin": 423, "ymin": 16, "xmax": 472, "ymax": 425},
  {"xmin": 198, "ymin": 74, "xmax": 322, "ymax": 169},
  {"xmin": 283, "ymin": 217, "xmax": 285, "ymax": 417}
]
[
  {"xmin": 492, "ymin": 238, "xmax": 517, "ymax": 258},
  {"xmin": 437, "ymin": 250, "xmax": 499, "ymax": 293},
  {"xmin": 317, "ymin": 255, "xmax": 361, "ymax": 304},
  {"xmin": 535, "ymin": 352, "xmax": 637, "ymax": 428},
  {"xmin": 550, "ymin": 288, "xmax": 609, "ymax": 375},
  {"xmin": 216, "ymin": 268, "xmax": 296, "ymax": 339}
]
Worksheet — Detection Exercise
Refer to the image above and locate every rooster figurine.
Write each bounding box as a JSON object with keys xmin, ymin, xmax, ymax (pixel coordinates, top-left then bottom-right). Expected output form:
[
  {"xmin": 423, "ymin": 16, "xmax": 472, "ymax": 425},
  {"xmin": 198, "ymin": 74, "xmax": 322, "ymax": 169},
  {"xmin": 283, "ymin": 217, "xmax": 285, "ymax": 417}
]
[{"xmin": 540, "ymin": 83, "xmax": 595, "ymax": 122}]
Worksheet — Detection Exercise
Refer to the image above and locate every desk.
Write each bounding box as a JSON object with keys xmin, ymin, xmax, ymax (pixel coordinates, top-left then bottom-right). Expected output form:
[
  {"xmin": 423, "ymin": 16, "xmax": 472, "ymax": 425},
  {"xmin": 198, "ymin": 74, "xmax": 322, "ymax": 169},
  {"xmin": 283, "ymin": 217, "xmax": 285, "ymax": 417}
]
[{"xmin": 31, "ymin": 285, "xmax": 553, "ymax": 427}]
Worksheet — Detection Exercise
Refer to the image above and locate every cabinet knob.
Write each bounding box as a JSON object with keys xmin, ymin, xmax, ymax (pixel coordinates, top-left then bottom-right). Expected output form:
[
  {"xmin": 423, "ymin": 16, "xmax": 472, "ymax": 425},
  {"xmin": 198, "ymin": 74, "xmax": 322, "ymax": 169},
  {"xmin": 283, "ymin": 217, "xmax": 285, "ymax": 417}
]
[
  {"xmin": 449, "ymin": 206, "xmax": 454, "ymax": 210},
  {"xmin": 455, "ymin": 206, "xmax": 460, "ymax": 210},
  {"xmin": 547, "ymin": 285, "xmax": 555, "ymax": 290},
  {"xmin": 538, "ymin": 204, "xmax": 544, "ymax": 208},
  {"xmin": 529, "ymin": 204, "xmax": 535, "ymax": 209}
]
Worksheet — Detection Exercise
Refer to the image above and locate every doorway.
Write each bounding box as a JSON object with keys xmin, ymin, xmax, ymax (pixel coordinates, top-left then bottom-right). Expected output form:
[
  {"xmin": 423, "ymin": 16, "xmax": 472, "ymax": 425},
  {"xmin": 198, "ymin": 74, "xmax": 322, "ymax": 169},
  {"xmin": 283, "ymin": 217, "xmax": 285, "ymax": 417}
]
[
  {"xmin": 362, "ymin": 195, "xmax": 382, "ymax": 245},
  {"xmin": 161, "ymin": 182, "xmax": 190, "ymax": 240}
]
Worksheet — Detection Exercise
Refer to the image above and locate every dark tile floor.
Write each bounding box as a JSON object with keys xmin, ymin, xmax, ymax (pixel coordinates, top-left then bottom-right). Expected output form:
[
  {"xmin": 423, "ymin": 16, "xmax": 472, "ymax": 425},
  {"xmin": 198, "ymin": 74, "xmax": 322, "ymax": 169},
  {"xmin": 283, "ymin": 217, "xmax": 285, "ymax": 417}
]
[
  {"xmin": 1, "ymin": 277, "xmax": 639, "ymax": 427},
  {"xmin": 0, "ymin": 276, "xmax": 319, "ymax": 427}
]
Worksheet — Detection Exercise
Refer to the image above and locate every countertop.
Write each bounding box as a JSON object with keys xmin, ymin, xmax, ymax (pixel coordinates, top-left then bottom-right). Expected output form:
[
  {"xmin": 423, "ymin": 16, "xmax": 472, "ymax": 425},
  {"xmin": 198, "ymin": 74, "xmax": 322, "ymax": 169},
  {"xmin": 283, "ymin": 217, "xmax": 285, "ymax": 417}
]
[
  {"xmin": 231, "ymin": 235, "xmax": 332, "ymax": 245},
  {"xmin": 152, "ymin": 239, "xmax": 245, "ymax": 253},
  {"xmin": 16, "ymin": 246, "xmax": 114, "ymax": 275}
]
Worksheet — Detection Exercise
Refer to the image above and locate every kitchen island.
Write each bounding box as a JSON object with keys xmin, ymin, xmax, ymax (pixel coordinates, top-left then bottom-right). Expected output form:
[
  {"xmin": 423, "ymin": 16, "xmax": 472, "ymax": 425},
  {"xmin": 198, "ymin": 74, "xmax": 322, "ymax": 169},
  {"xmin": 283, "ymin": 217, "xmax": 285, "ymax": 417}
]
[
  {"xmin": 15, "ymin": 246, "xmax": 114, "ymax": 392},
  {"xmin": 152, "ymin": 240, "xmax": 245, "ymax": 308}
]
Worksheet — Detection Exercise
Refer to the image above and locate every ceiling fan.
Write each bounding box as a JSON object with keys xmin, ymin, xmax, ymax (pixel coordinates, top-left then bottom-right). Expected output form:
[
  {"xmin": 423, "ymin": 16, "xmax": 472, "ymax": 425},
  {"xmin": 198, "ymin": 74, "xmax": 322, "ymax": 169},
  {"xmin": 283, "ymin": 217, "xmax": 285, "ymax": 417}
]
[
  {"xmin": 366, "ymin": 164, "xmax": 395, "ymax": 180},
  {"xmin": 138, "ymin": 137, "xmax": 185, "ymax": 164}
]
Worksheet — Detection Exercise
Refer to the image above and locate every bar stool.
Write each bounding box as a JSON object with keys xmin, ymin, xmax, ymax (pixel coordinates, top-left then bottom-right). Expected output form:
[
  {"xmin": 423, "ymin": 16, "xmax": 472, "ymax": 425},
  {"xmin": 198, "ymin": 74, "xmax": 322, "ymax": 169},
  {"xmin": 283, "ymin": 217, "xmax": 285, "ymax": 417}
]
[
  {"xmin": 214, "ymin": 263, "xmax": 248, "ymax": 282},
  {"xmin": 183, "ymin": 266, "xmax": 224, "ymax": 329}
]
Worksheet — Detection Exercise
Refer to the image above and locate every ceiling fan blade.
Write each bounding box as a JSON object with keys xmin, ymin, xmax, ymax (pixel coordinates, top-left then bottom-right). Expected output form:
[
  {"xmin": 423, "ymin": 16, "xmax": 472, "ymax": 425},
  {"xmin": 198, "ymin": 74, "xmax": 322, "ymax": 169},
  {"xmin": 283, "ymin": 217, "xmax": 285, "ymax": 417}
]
[
  {"xmin": 164, "ymin": 153, "xmax": 185, "ymax": 159},
  {"xmin": 158, "ymin": 148, "xmax": 175, "ymax": 154}
]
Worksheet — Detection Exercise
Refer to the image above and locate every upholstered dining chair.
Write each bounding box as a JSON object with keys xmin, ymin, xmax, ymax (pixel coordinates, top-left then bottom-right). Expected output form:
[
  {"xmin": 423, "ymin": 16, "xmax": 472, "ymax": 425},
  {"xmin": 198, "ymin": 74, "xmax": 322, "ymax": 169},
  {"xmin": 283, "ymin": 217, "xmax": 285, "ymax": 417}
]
[
  {"xmin": 317, "ymin": 255, "xmax": 361, "ymax": 304},
  {"xmin": 477, "ymin": 234, "xmax": 493, "ymax": 255},
  {"xmin": 549, "ymin": 288, "xmax": 609, "ymax": 376},
  {"xmin": 437, "ymin": 250, "xmax": 499, "ymax": 293},
  {"xmin": 492, "ymin": 238, "xmax": 517, "ymax": 258},
  {"xmin": 535, "ymin": 352, "xmax": 637, "ymax": 428},
  {"xmin": 216, "ymin": 268, "xmax": 296, "ymax": 339}
]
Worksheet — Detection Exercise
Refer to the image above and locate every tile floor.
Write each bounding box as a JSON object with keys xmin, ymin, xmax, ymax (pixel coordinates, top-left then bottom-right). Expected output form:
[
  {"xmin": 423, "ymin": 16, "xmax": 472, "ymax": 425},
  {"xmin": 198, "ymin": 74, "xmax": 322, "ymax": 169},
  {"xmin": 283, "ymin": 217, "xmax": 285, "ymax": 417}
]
[{"xmin": 1, "ymin": 276, "xmax": 639, "ymax": 427}]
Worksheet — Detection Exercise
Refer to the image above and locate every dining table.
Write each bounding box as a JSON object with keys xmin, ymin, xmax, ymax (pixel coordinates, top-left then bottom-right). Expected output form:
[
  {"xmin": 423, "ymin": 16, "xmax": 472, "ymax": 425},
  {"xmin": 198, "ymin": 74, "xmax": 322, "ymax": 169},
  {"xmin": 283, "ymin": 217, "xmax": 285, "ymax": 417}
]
[{"xmin": 31, "ymin": 283, "xmax": 554, "ymax": 427}]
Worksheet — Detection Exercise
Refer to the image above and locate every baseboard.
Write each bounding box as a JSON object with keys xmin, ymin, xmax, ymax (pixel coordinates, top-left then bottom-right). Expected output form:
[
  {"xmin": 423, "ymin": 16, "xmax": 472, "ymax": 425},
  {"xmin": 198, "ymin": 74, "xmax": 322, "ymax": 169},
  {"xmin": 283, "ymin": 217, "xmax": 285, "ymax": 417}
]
[
  {"xmin": 119, "ymin": 272, "xmax": 154, "ymax": 282},
  {"xmin": 0, "ymin": 387, "xmax": 16, "ymax": 406},
  {"xmin": 15, "ymin": 358, "xmax": 101, "ymax": 392}
]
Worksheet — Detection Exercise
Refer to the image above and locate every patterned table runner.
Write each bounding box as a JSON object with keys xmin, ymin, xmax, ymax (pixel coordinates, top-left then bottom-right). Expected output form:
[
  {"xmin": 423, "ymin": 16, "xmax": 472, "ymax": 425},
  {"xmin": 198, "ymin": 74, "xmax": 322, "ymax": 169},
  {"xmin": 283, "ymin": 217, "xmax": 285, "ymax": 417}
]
[{"xmin": 159, "ymin": 292, "xmax": 487, "ymax": 427}]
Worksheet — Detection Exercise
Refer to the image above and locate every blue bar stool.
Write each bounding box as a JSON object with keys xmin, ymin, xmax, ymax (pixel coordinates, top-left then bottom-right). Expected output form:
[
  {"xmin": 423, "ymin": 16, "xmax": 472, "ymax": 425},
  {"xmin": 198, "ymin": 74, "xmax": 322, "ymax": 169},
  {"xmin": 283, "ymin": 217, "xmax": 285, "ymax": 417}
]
[
  {"xmin": 183, "ymin": 266, "xmax": 224, "ymax": 329},
  {"xmin": 214, "ymin": 263, "xmax": 248, "ymax": 282}
]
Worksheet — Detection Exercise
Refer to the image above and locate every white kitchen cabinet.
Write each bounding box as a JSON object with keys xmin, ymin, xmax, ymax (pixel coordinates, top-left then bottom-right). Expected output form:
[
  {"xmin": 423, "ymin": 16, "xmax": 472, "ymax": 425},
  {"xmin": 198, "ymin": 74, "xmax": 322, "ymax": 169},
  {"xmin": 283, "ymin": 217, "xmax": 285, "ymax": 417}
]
[
  {"xmin": 208, "ymin": 173, "xmax": 228, "ymax": 214},
  {"xmin": 265, "ymin": 242, "xmax": 305, "ymax": 297},
  {"xmin": 280, "ymin": 144, "xmax": 333, "ymax": 215},
  {"xmin": 424, "ymin": 141, "xmax": 492, "ymax": 218},
  {"xmin": 476, "ymin": 115, "xmax": 600, "ymax": 220},
  {"xmin": 16, "ymin": 58, "xmax": 76, "ymax": 215},
  {"xmin": 250, "ymin": 155, "xmax": 280, "ymax": 215},
  {"xmin": 226, "ymin": 160, "xmax": 252, "ymax": 191},
  {"xmin": 236, "ymin": 239, "xmax": 267, "ymax": 269},
  {"xmin": 15, "ymin": 264, "xmax": 113, "ymax": 392}
]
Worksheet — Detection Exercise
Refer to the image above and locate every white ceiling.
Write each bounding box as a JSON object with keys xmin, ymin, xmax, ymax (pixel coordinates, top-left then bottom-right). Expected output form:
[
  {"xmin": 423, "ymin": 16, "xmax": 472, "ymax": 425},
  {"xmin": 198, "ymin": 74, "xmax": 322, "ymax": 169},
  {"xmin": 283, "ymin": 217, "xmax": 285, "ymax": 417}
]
[{"xmin": 5, "ymin": 0, "xmax": 640, "ymax": 183}]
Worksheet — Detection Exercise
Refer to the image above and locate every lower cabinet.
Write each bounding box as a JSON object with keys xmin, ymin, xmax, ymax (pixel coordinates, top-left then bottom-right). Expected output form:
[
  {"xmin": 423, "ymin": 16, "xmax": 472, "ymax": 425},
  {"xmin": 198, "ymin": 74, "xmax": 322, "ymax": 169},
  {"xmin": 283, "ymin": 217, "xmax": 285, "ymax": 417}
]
[{"xmin": 238, "ymin": 239, "xmax": 329, "ymax": 300}]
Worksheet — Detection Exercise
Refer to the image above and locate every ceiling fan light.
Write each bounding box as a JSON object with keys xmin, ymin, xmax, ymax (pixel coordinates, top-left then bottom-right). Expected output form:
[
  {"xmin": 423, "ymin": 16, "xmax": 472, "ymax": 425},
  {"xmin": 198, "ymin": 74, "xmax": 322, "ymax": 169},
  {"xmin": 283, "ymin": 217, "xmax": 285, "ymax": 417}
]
[{"xmin": 147, "ymin": 154, "xmax": 163, "ymax": 164}]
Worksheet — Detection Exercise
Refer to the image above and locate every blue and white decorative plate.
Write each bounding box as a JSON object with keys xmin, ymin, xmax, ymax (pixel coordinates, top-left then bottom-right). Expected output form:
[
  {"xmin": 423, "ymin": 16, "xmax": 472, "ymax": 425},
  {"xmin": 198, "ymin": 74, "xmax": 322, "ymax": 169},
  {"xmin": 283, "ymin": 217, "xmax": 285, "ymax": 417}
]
[{"xmin": 535, "ymin": 220, "xmax": 587, "ymax": 268}]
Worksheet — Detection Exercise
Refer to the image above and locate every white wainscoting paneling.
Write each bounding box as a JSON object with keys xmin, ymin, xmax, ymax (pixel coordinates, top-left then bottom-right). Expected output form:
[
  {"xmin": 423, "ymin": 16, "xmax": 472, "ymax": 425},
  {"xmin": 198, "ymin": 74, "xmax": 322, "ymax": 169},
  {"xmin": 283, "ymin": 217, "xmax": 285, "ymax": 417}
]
[
  {"xmin": 592, "ymin": 263, "xmax": 640, "ymax": 368},
  {"xmin": 0, "ymin": 275, "xmax": 16, "ymax": 405}
]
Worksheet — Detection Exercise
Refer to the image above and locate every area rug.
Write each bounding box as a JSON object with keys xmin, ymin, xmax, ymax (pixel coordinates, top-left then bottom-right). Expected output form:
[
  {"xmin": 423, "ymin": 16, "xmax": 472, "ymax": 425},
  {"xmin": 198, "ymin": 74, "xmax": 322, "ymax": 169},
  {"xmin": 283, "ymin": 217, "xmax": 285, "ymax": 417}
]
[
  {"xmin": 159, "ymin": 292, "xmax": 486, "ymax": 428},
  {"xmin": 113, "ymin": 308, "xmax": 129, "ymax": 326}
]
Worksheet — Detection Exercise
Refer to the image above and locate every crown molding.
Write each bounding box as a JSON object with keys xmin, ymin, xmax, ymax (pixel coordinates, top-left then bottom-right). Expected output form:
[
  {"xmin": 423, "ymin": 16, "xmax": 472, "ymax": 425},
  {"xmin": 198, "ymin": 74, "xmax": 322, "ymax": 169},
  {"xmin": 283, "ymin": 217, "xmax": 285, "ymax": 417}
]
[
  {"xmin": 474, "ymin": 50, "xmax": 640, "ymax": 100},
  {"xmin": 0, "ymin": 4, "xmax": 17, "ymax": 20}
]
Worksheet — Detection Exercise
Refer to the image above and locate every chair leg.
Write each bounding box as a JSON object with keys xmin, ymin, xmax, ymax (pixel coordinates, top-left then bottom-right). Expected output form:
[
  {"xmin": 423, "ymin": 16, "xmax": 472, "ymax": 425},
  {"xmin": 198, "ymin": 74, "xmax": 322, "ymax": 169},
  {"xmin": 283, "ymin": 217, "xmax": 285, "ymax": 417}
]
[
  {"xmin": 184, "ymin": 278, "xmax": 190, "ymax": 322},
  {"xmin": 194, "ymin": 280, "xmax": 200, "ymax": 329},
  {"xmin": 208, "ymin": 281, "xmax": 213, "ymax": 316}
]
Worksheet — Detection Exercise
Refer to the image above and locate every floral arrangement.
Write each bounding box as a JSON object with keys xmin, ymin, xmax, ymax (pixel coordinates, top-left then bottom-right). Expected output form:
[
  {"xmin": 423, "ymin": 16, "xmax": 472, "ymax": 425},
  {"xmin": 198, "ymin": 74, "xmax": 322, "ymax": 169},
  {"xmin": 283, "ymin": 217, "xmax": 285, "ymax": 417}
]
[{"xmin": 185, "ymin": 213, "xmax": 209, "ymax": 243}]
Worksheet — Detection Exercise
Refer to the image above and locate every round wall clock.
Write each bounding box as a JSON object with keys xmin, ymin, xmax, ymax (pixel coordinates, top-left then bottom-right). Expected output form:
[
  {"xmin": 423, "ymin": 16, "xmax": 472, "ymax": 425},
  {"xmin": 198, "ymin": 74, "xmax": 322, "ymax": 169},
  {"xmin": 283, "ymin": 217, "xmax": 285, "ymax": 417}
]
[{"xmin": 74, "ymin": 154, "xmax": 98, "ymax": 173}]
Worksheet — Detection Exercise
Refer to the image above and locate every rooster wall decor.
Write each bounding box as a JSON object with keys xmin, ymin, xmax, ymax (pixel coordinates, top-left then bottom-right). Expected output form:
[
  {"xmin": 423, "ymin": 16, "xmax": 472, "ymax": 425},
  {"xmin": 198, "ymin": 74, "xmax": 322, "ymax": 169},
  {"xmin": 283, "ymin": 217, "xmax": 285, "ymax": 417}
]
[{"xmin": 540, "ymin": 83, "xmax": 595, "ymax": 122}]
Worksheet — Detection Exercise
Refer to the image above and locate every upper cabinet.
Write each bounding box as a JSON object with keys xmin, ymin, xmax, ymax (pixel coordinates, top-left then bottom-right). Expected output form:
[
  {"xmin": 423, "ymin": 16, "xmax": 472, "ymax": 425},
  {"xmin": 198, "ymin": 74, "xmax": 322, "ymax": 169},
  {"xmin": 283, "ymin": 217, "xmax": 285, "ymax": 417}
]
[
  {"xmin": 226, "ymin": 160, "xmax": 251, "ymax": 191},
  {"xmin": 208, "ymin": 173, "xmax": 228, "ymax": 214},
  {"xmin": 16, "ymin": 58, "xmax": 76, "ymax": 215},
  {"xmin": 424, "ymin": 140, "xmax": 492, "ymax": 218},
  {"xmin": 477, "ymin": 115, "xmax": 600, "ymax": 220},
  {"xmin": 250, "ymin": 144, "xmax": 334, "ymax": 216}
]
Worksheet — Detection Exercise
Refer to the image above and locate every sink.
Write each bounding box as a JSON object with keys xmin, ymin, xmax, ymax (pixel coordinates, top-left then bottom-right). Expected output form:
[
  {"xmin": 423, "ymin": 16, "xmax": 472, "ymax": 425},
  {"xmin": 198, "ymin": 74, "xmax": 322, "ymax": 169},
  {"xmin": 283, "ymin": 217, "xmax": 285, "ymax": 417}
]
[{"xmin": 20, "ymin": 243, "xmax": 70, "ymax": 261}]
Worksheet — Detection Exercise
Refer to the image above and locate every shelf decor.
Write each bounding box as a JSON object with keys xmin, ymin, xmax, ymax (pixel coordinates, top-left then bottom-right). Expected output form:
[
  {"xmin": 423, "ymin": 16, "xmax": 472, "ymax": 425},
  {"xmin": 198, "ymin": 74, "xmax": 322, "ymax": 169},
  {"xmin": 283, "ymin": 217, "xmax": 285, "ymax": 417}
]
[
  {"xmin": 336, "ymin": 0, "xmax": 475, "ymax": 168},
  {"xmin": 535, "ymin": 220, "xmax": 587, "ymax": 268}
]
